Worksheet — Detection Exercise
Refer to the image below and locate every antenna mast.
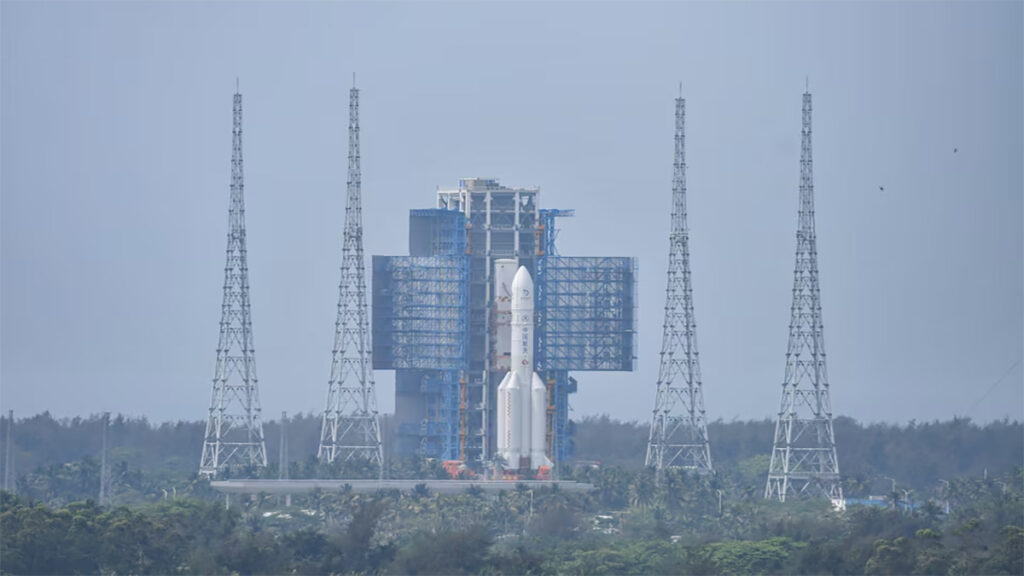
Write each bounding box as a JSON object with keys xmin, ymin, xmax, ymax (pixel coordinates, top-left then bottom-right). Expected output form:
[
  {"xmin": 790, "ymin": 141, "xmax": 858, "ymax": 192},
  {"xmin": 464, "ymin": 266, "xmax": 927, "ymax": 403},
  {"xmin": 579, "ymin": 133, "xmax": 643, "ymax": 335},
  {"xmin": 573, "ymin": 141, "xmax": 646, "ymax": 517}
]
[
  {"xmin": 99, "ymin": 412, "xmax": 110, "ymax": 504},
  {"xmin": 765, "ymin": 91, "xmax": 843, "ymax": 501},
  {"xmin": 645, "ymin": 92, "xmax": 713, "ymax": 473},
  {"xmin": 199, "ymin": 89, "xmax": 268, "ymax": 477},
  {"xmin": 279, "ymin": 411, "xmax": 288, "ymax": 479},
  {"xmin": 3, "ymin": 411, "xmax": 14, "ymax": 493},
  {"xmin": 317, "ymin": 82, "xmax": 384, "ymax": 476}
]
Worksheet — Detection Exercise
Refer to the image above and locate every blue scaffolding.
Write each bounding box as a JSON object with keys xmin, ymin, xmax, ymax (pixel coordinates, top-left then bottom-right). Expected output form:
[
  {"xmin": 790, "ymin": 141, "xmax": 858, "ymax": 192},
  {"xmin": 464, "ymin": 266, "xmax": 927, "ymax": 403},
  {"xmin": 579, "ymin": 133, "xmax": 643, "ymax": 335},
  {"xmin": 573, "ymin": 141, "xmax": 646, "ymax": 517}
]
[
  {"xmin": 538, "ymin": 209, "xmax": 575, "ymax": 257},
  {"xmin": 535, "ymin": 256, "xmax": 638, "ymax": 372},
  {"xmin": 372, "ymin": 255, "xmax": 468, "ymax": 371},
  {"xmin": 409, "ymin": 209, "xmax": 467, "ymax": 257},
  {"xmin": 419, "ymin": 371, "xmax": 459, "ymax": 458},
  {"xmin": 534, "ymin": 255, "xmax": 636, "ymax": 461},
  {"xmin": 373, "ymin": 209, "xmax": 468, "ymax": 459},
  {"xmin": 374, "ymin": 187, "xmax": 638, "ymax": 467}
]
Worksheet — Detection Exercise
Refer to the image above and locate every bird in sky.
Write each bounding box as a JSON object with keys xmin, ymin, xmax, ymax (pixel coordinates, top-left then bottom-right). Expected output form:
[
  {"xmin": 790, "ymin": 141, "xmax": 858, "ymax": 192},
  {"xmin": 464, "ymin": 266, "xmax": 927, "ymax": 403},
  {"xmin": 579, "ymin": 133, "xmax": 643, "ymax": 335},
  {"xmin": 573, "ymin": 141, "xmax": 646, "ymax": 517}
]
[
  {"xmin": 954, "ymin": 147, "xmax": 958, "ymax": 153},
  {"xmin": 879, "ymin": 185, "xmax": 885, "ymax": 192}
]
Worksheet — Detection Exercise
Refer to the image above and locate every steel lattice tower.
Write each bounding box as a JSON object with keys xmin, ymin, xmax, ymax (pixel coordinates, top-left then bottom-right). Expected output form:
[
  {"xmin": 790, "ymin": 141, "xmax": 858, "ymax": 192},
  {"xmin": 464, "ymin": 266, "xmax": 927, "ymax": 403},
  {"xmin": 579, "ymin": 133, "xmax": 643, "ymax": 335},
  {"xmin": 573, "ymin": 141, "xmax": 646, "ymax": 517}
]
[
  {"xmin": 765, "ymin": 91, "xmax": 842, "ymax": 502},
  {"xmin": 99, "ymin": 412, "xmax": 110, "ymax": 504},
  {"xmin": 317, "ymin": 83, "xmax": 384, "ymax": 474},
  {"xmin": 199, "ymin": 90, "xmax": 268, "ymax": 477},
  {"xmin": 4, "ymin": 410, "xmax": 14, "ymax": 493},
  {"xmin": 645, "ymin": 93, "xmax": 713, "ymax": 473}
]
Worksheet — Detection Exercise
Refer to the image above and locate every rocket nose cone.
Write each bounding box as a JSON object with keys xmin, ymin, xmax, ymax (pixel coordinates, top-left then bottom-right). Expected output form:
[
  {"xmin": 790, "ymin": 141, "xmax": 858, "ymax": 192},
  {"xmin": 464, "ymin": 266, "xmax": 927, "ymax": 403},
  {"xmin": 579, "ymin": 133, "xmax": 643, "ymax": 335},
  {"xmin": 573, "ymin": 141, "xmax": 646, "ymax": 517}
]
[
  {"xmin": 512, "ymin": 267, "xmax": 534, "ymax": 308},
  {"xmin": 512, "ymin": 266, "xmax": 533, "ymax": 292}
]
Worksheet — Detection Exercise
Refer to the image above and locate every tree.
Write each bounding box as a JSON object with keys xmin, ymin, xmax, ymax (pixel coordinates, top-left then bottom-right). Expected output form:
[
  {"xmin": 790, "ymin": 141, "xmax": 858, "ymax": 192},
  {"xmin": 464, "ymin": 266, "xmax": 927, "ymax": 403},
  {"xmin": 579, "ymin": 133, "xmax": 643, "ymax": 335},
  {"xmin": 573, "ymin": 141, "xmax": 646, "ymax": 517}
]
[
  {"xmin": 387, "ymin": 525, "xmax": 491, "ymax": 575},
  {"xmin": 981, "ymin": 525, "xmax": 1024, "ymax": 575},
  {"xmin": 628, "ymin": 471, "xmax": 656, "ymax": 510}
]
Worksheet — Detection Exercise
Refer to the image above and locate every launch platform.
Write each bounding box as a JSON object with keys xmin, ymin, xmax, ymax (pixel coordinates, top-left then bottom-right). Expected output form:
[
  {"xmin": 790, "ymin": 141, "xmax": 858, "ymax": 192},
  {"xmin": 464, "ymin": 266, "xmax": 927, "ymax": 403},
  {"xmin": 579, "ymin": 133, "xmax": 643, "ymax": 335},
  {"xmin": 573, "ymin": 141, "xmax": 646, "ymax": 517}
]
[{"xmin": 211, "ymin": 478, "xmax": 594, "ymax": 497}]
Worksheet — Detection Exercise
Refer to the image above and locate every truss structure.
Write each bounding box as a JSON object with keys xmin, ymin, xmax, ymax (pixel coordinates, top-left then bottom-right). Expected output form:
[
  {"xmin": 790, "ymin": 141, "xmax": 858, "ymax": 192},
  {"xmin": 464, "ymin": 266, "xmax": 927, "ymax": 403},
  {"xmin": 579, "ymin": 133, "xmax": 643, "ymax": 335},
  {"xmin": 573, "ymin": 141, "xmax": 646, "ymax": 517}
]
[
  {"xmin": 318, "ymin": 84, "xmax": 384, "ymax": 474},
  {"xmin": 645, "ymin": 94, "xmax": 713, "ymax": 473},
  {"xmin": 534, "ymin": 256, "xmax": 637, "ymax": 372},
  {"xmin": 200, "ymin": 91, "xmax": 268, "ymax": 477},
  {"xmin": 765, "ymin": 91, "xmax": 843, "ymax": 502}
]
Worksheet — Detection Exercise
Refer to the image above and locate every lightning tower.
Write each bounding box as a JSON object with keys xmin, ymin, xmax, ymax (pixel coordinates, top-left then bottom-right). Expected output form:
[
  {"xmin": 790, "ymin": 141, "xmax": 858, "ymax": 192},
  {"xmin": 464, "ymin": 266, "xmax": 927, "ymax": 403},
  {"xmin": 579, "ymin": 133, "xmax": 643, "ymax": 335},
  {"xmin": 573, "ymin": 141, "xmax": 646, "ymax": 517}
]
[
  {"xmin": 99, "ymin": 412, "xmax": 110, "ymax": 504},
  {"xmin": 3, "ymin": 411, "xmax": 14, "ymax": 493},
  {"xmin": 765, "ymin": 90, "xmax": 843, "ymax": 501},
  {"xmin": 645, "ymin": 91, "xmax": 713, "ymax": 473},
  {"xmin": 199, "ymin": 89, "xmax": 268, "ymax": 477},
  {"xmin": 317, "ymin": 82, "xmax": 384, "ymax": 475}
]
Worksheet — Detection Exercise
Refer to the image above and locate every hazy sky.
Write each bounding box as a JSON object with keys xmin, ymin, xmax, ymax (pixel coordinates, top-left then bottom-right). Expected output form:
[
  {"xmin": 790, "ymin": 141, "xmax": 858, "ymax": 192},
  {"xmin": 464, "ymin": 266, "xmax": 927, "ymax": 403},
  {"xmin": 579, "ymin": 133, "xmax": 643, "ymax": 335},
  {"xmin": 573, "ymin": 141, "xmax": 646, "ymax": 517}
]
[{"xmin": 2, "ymin": 1, "xmax": 1021, "ymax": 427}]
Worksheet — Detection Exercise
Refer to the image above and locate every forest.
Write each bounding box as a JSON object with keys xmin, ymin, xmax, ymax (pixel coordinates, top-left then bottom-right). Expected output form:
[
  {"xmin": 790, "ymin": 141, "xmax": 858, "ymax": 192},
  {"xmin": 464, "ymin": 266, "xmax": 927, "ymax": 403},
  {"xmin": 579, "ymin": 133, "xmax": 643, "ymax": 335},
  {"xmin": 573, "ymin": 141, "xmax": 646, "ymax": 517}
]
[{"xmin": 1, "ymin": 412, "xmax": 1021, "ymax": 574}]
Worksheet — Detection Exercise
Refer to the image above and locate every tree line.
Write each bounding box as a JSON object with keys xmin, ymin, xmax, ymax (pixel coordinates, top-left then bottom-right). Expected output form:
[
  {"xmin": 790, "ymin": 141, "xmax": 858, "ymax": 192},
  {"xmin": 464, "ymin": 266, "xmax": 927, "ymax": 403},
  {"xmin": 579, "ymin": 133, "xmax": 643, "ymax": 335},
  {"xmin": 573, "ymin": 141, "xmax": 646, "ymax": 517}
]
[
  {"xmin": 1, "ymin": 412, "xmax": 1020, "ymax": 504},
  {"xmin": 2, "ymin": 464, "xmax": 1021, "ymax": 575}
]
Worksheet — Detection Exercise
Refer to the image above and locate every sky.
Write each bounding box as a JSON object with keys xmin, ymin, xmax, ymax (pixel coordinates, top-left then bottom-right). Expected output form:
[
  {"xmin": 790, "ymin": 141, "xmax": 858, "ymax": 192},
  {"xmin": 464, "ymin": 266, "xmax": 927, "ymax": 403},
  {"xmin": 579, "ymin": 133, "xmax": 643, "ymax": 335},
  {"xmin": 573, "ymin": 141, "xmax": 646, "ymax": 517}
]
[{"xmin": 2, "ymin": 1, "xmax": 1021, "ymax": 428}]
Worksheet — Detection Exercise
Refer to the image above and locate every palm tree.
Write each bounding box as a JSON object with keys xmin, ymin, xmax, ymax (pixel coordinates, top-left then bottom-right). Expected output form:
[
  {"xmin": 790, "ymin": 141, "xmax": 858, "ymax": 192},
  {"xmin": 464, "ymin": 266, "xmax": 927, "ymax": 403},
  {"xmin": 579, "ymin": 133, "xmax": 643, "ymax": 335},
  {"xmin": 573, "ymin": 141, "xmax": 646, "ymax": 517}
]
[
  {"xmin": 656, "ymin": 469, "xmax": 683, "ymax": 511},
  {"xmin": 629, "ymin": 473, "xmax": 656, "ymax": 510},
  {"xmin": 492, "ymin": 491, "xmax": 515, "ymax": 534}
]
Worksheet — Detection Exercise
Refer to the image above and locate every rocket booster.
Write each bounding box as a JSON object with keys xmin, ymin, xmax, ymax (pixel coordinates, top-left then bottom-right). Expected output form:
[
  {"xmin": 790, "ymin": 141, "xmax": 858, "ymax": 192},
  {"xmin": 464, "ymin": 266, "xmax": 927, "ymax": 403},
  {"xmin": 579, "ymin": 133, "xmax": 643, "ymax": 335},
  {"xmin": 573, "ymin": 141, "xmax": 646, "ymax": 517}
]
[{"xmin": 497, "ymin": 266, "xmax": 551, "ymax": 470}]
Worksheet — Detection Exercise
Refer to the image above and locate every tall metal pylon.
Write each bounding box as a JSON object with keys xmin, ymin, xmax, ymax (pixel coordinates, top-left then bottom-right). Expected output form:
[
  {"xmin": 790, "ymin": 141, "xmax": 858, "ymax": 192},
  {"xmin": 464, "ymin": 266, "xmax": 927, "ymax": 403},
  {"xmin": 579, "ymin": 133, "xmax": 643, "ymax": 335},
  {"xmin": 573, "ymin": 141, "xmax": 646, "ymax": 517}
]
[
  {"xmin": 279, "ymin": 411, "xmax": 289, "ymax": 480},
  {"xmin": 3, "ymin": 410, "xmax": 14, "ymax": 493},
  {"xmin": 645, "ymin": 90, "xmax": 713, "ymax": 473},
  {"xmin": 280, "ymin": 411, "xmax": 291, "ymax": 506},
  {"xmin": 99, "ymin": 412, "xmax": 110, "ymax": 504},
  {"xmin": 199, "ymin": 89, "xmax": 268, "ymax": 477},
  {"xmin": 765, "ymin": 90, "xmax": 843, "ymax": 502},
  {"xmin": 317, "ymin": 82, "xmax": 384, "ymax": 475}
]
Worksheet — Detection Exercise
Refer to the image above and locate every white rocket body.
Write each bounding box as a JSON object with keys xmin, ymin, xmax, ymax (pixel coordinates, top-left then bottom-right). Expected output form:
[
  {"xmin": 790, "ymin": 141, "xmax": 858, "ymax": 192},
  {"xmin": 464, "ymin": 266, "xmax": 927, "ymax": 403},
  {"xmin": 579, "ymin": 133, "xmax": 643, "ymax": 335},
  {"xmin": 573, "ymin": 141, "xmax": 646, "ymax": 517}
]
[{"xmin": 496, "ymin": 266, "xmax": 551, "ymax": 469}]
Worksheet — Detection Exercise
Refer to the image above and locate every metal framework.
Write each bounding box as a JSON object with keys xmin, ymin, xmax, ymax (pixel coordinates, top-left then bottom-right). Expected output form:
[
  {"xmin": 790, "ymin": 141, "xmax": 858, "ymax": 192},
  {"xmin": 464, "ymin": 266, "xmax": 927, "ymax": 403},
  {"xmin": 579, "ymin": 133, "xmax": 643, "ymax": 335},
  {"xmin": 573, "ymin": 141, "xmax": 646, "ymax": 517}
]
[
  {"xmin": 318, "ymin": 84, "xmax": 384, "ymax": 473},
  {"xmin": 373, "ymin": 255, "xmax": 467, "ymax": 460},
  {"xmin": 376, "ymin": 179, "xmax": 638, "ymax": 466},
  {"xmin": 538, "ymin": 209, "xmax": 575, "ymax": 257},
  {"xmin": 765, "ymin": 91, "xmax": 843, "ymax": 502},
  {"xmin": 534, "ymin": 255, "xmax": 635, "ymax": 462},
  {"xmin": 375, "ymin": 210, "xmax": 469, "ymax": 373},
  {"xmin": 200, "ymin": 91, "xmax": 268, "ymax": 477},
  {"xmin": 374, "ymin": 209, "xmax": 469, "ymax": 460},
  {"xmin": 534, "ymin": 256, "xmax": 637, "ymax": 372},
  {"xmin": 416, "ymin": 371, "xmax": 459, "ymax": 458},
  {"xmin": 433, "ymin": 179, "xmax": 542, "ymax": 462},
  {"xmin": 99, "ymin": 412, "xmax": 110, "ymax": 504},
  {"xmin": 408, "ymin": 208, "xmax": 468, "ymax": 257},
  {"xmin": 3, "ymin": 411, "xmax": 14, "ymax": 493},
  {"xmin": 534, "ymin": 209, "xmax": 582, "ymax": 463},
  {"xmin": 372, "ymin": 256, "xmax": 469, "ymax": 371},
  {"xmin": 645, "ymin": 94, "xmax": 713, "ymax": 473},
  {"xmin": 279, "ymin": 412, "xmax": 289, "ymax": 480},
  {"xmin": 541, "ymin": 370, "xmax": 577, "ymax": 463}
]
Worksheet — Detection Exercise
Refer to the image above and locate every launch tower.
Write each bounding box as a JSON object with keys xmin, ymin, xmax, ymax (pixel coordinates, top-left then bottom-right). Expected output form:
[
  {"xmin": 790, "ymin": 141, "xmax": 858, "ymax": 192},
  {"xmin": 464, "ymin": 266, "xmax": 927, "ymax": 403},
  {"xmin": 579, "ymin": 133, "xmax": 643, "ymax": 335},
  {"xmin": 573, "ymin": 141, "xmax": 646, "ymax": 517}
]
[{"xmin": 373, "ymin": 178, "xmax": 637, "ymax": 466}]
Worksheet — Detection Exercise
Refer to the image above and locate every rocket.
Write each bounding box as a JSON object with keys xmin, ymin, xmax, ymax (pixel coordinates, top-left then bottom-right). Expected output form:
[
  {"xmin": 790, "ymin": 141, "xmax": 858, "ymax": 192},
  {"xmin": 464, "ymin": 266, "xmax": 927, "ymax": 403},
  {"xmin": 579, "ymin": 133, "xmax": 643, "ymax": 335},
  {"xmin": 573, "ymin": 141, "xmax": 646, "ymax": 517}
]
[{"xmin": 496, "ymin": 266, "xmax": 551, "ymax": 470}]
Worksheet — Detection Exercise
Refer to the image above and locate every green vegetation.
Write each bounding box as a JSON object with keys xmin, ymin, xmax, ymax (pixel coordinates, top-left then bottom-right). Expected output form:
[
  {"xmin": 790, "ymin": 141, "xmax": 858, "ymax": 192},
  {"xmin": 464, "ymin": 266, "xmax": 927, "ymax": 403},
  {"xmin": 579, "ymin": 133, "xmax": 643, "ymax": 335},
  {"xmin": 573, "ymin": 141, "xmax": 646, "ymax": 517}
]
[
  {"xmin": 0, "ymin": 413, "xmax": 1021, "ymax": 574},
  {"xmin": 2, "ymin": 468, "xmax": 1021, "ymax": 574}
]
